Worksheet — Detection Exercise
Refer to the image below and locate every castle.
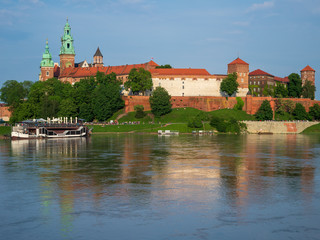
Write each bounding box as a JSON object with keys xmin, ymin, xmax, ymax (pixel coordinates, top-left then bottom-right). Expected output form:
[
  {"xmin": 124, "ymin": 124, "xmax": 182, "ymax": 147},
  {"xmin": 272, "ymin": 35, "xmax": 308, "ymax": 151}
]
[{"xmin": 39, "ymin": 20, "xmax": 315, "ymax": 98}]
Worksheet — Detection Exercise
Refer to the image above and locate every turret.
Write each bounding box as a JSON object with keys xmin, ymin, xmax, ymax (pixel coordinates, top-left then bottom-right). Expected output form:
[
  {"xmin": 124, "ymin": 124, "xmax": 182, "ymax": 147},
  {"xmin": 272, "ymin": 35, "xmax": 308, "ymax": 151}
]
[
  {"xmin": 227, "ymin": 57, "xmax": 249, "ymax": 96},
  {"xmin": 93, "ymin": 47, "xmax": 103, "ymax": 67},
  {"xmin": 301, "ymin": 65, "xmax": 315, "ymax": 86},
  {"xmin": 39, "ymin": 40, "xmax": 54, "ymax": 81},
  {"xmin": 59, "ymin": 19, "xmax": 75, "ymax": 72}
]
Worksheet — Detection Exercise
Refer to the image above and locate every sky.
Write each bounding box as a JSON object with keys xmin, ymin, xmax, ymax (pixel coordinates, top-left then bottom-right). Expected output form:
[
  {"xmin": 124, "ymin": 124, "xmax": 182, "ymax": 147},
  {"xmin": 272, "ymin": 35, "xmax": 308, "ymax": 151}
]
[{"xmin": 0, "ymin": 0, "xmax": 319, "ymax": 98}]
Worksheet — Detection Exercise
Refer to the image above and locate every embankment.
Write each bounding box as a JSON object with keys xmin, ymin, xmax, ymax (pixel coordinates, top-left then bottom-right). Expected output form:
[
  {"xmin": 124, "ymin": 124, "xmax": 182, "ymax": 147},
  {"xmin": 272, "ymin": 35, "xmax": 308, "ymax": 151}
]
[{"xmin": 244, "ymin": 121, "xmax": 319, "ymax": 134}]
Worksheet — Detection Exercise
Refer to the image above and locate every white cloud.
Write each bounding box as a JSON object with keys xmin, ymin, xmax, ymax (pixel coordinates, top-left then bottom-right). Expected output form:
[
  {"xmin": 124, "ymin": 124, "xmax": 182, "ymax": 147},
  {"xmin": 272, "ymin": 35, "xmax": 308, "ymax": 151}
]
[{"xmin": 248, "ymin": 1, "xmax": 275, "ymax": 12}]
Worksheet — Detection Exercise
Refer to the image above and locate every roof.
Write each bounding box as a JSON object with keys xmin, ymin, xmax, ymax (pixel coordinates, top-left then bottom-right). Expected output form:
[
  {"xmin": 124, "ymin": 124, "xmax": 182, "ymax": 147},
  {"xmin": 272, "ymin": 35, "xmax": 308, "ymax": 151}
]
[
  {"xmin": 274, "ymin": 76, "xmax": 289, "ymax": 83},
  {"xmin": 59, "ymin": 60, "xmax": 159, "ymax": 78},
  {"xmin": 94, "ymin": 47, "xmax": 103, "ymax": 57},
  {"xmin": 228, "ymin": 57, "xmax": 249, "ymax": 65},
  {"xmin": 301, "ymin": 65, "xmax": 315, "ymax": 72},
  {"xmin": 249, "ymin": 69, "xmax": 274, "ymax": 77},
  {"xmin": 149, "ymin": 68, "xmax": 211, "ymax": 76}
]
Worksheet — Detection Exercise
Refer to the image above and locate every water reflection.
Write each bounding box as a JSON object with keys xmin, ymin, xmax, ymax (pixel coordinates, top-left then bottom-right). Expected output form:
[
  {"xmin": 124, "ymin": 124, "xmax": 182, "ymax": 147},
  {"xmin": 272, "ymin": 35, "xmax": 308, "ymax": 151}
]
[{"xmin": 1, "ymin": 134, "xmax": 319, "ymax": 239}]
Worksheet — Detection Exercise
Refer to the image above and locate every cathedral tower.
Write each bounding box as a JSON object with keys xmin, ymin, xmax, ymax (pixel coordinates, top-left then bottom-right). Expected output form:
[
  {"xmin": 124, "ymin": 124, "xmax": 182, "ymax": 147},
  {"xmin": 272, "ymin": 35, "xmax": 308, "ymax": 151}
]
[
  {"xmin": 301, "ymin": 65, "xmax": 315, "ymax": 86},
  {"xmin": 93, "ymin": 47, "xmax": 103, "ymax": 67},
  {"xmin": 59, "ymin": 19, "xmax": 75, "ymax": 72},
  {"xmin": 39, "ymin": 40, "xmax": 54, "ymax": 81}
]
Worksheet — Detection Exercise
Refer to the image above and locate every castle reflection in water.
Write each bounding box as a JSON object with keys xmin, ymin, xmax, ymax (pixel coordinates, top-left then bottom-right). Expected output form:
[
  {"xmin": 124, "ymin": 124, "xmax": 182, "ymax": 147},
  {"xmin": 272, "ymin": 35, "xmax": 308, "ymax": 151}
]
[{"xmin": 7, "ymin": 134, "xmax": 317, "ymax": 233}]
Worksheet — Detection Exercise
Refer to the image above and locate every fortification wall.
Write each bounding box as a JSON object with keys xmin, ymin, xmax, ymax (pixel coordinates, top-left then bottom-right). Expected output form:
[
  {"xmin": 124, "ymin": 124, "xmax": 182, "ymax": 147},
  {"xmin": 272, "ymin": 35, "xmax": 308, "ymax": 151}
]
[
  {"xmin": 0, "ymin": 105, "xmax": 11, "ymax": 121},
  {"xmin": 123, "ymin": 96, "xmax": 320, "ymax": 115}
]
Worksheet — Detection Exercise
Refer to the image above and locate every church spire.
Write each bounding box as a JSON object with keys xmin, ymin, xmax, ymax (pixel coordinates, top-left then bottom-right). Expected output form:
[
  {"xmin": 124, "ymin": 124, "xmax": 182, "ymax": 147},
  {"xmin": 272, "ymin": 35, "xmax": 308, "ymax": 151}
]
[
  {"xmin": 40, "ymin": 39, "xmax": 54, "ymax": 67},
  {"xmin": 60, "ymin": 19, "xmax": 75, "ymax": 55}
]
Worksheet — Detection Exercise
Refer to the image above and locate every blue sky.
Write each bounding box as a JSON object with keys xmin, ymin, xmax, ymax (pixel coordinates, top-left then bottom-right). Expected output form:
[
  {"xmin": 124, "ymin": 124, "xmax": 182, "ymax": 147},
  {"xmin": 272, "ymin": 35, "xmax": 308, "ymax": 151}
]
[{"xmin": 1, "ymin": 0, "xmax": 320, "ymax": 98}]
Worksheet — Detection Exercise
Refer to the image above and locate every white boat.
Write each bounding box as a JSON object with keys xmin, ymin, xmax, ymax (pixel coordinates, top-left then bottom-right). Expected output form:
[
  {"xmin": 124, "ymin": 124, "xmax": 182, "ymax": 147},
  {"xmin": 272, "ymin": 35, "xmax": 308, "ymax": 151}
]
[{"xmin": 11, "ymin": 122, "xmax": 90, "ymax": 139}]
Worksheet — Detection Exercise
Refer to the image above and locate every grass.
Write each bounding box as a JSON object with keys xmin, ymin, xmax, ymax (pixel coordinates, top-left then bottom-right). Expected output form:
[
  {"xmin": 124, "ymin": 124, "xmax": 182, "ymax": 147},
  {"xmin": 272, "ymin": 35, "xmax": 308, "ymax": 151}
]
[
  {"xmin": 210, "ymin": 109, "xmax": 256, "ymax": 121},
  {"xmin": 91, "ymin": 123, "xmax": 161, "ymax": 133},
  {"xmin": 155, "ymin": 108, "xmax": 204, "ymax": 123},
  {"xmin": 107, "ymin": 108, "xmax": 125, "ymax": 121},
  {"xmin": 0, "ymin": 126, "xmax": 11, "ymax": 136},
  {"xmin": 302, "ymin": 123, "xmax": 320, "ymax": 134},
  {"xmin": 118, "ymin": 111, "xmax": 152, "ymax": 123}
]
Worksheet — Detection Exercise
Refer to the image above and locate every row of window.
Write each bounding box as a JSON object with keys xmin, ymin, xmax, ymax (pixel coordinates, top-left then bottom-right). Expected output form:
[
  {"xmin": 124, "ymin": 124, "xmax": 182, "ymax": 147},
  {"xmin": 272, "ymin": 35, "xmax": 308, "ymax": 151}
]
[{"xmin": 157, "ymin": 78, "xmax": 209, "ymax": 81}]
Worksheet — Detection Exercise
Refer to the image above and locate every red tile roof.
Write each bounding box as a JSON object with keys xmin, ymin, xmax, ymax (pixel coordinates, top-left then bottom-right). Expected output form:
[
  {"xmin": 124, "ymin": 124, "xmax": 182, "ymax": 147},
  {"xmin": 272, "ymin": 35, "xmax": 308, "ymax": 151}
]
[
  {"xmin": 274, "ymin": 76, "xmax": 289, "ymax": 83},
  {"xmin": 59, "ymin": 60, "xmax": 159, "ymax": 78},
  {"xmin": 301, "ymin": 65, "xmax": 315, "ymax": 72},
  {"xmin": 249, "ymin": 69, "xmax": 273, "ymax": 77},
  {"xmin": 150, "ymin": 68, "xmax": 211, "ymax": 76},
  {"xmin": 228, "ymin": 57, "xmax": 249, "ymax": 65}
]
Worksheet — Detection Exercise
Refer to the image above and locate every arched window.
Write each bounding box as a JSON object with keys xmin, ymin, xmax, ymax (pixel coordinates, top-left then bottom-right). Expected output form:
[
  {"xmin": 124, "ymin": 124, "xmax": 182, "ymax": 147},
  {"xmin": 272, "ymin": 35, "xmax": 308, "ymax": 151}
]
[{"xmin": 67, "ymin": 43, "xmax": 70, "ymax": 48}]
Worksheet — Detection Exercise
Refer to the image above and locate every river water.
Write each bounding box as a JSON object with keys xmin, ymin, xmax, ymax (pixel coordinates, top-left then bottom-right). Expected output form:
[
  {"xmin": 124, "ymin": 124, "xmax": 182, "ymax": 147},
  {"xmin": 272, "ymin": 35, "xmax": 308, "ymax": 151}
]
[{"xmin": 0, "ymin": 134, "xmax": 320, "ymax": 240}]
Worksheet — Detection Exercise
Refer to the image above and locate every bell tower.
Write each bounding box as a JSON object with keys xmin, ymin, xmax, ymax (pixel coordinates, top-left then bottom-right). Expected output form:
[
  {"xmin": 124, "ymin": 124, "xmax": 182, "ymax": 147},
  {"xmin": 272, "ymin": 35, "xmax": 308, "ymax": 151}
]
[
  {"xmin": 59, "ymin": 19, "xmax": 75, "ymax": 72},
  {"xmin": 39, "ymin": 40, "xmax": 54, "ymax": 81}
]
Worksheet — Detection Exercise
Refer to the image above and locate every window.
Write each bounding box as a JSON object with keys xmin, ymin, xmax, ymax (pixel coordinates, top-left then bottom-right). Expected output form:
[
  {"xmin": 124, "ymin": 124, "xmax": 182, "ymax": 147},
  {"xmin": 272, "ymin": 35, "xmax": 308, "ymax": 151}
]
[
  {"xmin": 182, "ymin": 86, "xmax": 184, "ymax": 89},
  {"xmin": 182, "ymin": 81, "xmax": 184, "ymax": 84},
  {"xmin": 193, "ymin": 78, "xmax": 197, "ymax": 80},
  {"xmin": 241, "ymin": 78, "xmax": 244, "ymax": 82},
  {"xmin": 182, "ymin": 78, "xmax": 185, "ymax": 80},
  {"xmin": 46, "ymin": 71, "xmax": 49, "ymax": 76},
  {"xmin": 170, "ymin": 78, "xmax": 174, "ymax": 80},
  {"xmin": 67, "ymin": 30, "xmax": 69, "ymax": 35},
  {"xmin": 182, "ymin": 93, "xmax": 184, "ymax": 96},
  {"xmin": 159, "ymin": 83, "xmax": 161, "ymax": 86},
  {"xmin": 205, "ymin": 78, "xmax": 208, "ymax": 80},
  {"xmin": 67, "ymin": 43, "xmax": 70, "ymax": 48},
  {"xmin": 254, "ymin": 81, "xmax": 256, "ymax": 85},
  {"xmin": 240, "ymin": 73, "xmax": 242, "ymax": 76}
]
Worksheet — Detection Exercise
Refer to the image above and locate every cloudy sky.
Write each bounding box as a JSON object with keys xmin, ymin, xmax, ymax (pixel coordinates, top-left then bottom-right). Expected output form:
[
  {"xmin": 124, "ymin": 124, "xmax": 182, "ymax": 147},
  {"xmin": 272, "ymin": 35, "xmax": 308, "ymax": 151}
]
[{"xmin": 0, "ymin": 0, "xmax": 319, "ymax": 97}]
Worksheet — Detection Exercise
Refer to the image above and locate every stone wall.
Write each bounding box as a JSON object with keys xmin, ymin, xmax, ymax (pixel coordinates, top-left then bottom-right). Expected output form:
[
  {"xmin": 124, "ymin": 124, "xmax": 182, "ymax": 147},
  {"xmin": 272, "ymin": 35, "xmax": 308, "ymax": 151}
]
[{"xmin": 244, "ymin": 121, "xmax": 318, "ymax": 134}]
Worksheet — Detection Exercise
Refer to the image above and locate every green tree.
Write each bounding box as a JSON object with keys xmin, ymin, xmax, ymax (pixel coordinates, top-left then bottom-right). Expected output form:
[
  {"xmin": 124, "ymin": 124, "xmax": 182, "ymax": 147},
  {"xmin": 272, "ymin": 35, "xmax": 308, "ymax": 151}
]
[
  {"xmin": 302, "ymin": 80, "xmax": 315, "ymax": 100},
  {"xmin": 124, "ymin": 68, "xmax": 153, "ymax": 95},
  {"xmin": 309, "ymin": 104, "xmax": 320, "ymax": 120},
  {"xmin": 288, "ymin": 73, "xmax": 302, "ymax": 98},
  {"xmin": 274, "ymin": 83, "xmax": 288, "ymax": 98},
  {"xmin": 0, "ymin": 80, "xmax": 30, "ymax": 109},
  {"xmin": 58, "ymin": 98, "xmax": 77, "ymax": 117},
  {"xmin": 79, "ymin": 103, "xmax": 94, "ymax": 122},
  {"xmin": 292, "ymin": 103, "xmax": 310, "ymax": 120},
  {"xmin": 220, "ymin": 72, "xmax": 239, "ymax": 97},
  {"xmin": 255, "ymin": 100, "xmax": 273, "ymax": 120},
  {"xmin": 155, "ymin": 64, "xmax": 172, "ymax": 69},
  {"xmin": 149, "ymin": 87, "xmax": 172, "ymax": 117},
  {"xmin": 92, "ymin": 82, "xmax": 124, "ymax": 121}
]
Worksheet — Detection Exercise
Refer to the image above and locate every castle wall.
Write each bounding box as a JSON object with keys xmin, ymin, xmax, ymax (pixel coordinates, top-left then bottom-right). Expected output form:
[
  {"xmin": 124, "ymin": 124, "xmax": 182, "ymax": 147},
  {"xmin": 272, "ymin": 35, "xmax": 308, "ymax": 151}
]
[
  {"xmin": 0, "ymin": 105, "xmax": 11, "ymax": 121},
  {"xmin": 123, "ymin": 96, "xmax": 320, "ymax": 116}
]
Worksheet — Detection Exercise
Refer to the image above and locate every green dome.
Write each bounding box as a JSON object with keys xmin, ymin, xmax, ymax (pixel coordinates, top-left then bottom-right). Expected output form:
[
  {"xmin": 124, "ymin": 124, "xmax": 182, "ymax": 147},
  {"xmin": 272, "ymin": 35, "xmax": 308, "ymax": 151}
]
[
  {"xmin": 60, "ymin": 19, "xmax": 75, "ymax": 55},
  {"xmin": 40, "ymin": 40, "xmax": 54, "ymax": 67}
]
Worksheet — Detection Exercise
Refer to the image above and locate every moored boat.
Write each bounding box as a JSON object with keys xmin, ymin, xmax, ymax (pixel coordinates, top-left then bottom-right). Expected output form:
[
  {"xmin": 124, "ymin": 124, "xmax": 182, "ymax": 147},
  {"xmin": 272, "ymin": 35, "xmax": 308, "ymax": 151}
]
[{"xmin": 11, "ymin": 119, "xmax": 90, "ymax": 139}]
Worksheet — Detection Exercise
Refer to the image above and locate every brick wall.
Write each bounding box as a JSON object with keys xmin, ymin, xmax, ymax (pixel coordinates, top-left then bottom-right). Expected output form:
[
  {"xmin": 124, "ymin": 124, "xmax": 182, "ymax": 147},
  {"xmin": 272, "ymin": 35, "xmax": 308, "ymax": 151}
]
[
  {"xmin": 0, "ymin": 105, "xmax": 11, "ymax": 121},
  {"xmin": 123, "ymin": 96, "xmax": 320, "ymax": 116}
]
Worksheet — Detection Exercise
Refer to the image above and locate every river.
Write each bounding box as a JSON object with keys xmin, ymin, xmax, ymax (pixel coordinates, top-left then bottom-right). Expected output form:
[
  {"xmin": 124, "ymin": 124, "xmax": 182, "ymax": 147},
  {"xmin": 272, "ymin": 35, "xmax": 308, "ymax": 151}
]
[{"xmin": 0, "ymin": 134, "xmax": 319, "ymax": 240}]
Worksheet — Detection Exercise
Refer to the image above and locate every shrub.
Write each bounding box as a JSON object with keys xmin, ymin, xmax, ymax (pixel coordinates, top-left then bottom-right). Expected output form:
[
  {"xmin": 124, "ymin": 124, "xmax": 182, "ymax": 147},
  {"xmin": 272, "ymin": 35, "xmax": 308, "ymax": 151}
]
[
  {"xmin": 292, "ymin": 103, "xmax": 310, "ymax": 120},
  {"xmin": 134, "ymin": 105, "xmax": 146, "ymax": 119},
  {"xmin": 233, "ymin": 97, "xmax": 244, "ymax": 111},
  {"xmin": 255, "ymin": 100, "xmax": 273, "ymax": 120},
  {"xmin": 188, "ymin": 116, "xmax": 203, "ymax": 128},
  {"xmin": 309, "ymin": 104, "xmax": 320, "ymax": 120}
]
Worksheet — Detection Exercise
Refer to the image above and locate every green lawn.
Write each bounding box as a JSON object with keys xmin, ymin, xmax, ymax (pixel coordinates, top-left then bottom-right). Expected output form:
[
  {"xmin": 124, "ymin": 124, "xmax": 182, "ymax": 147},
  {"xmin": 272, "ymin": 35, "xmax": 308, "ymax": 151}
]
[
  {"xmin": 210, "ymin": 109, "xmax": 256, "ymax": 121},
  {"xmin": 0, "ymin": 126, "xmax": 11, "ymax": 136},
  {"xmin": 302, "ymin": 123, "xmax": 320, "ymax": 134},
  {"xmin": 91, "ymin": 123, "xmax": 161, "ymax": 133}
]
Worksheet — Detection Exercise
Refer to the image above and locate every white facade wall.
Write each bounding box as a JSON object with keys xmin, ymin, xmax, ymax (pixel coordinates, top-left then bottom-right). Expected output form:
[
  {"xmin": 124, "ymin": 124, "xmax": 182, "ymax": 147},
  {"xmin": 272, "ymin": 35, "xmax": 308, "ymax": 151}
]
[{"xmin": 152, "ymin": 76, "xmax": 222, "ymax": 97}]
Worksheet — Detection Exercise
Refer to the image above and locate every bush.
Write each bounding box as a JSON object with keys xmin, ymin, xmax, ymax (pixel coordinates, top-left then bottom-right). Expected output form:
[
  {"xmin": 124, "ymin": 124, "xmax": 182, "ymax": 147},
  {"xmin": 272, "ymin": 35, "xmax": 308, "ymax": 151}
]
[
  {"xmin": 255, "ymin": 100, "xmax": 273, "ymax": 120},
  {"xmin": 233, "ymin": 97, "xmax": 244, "ymax": 111},
  {"xmin": 134, "ymin": 105, "xmax": 146, "ymax": 119},
  {"xmin": 210, "ymin": 116, "xmax": 246, "ymax": 134},
  {"xmin": 292, "ymin": 103, "xmax": 310, "ymax": 120},
  {"xmin": 149, "ymin": 87, "xmax": 172, "ymax": 117},
  {"xmin": 309, "ymin": 104, "xmax": 320, "ymax": 120},
  {"xmin": 188, "ymin": 116, "xmax": 203, "ymax": 128}
]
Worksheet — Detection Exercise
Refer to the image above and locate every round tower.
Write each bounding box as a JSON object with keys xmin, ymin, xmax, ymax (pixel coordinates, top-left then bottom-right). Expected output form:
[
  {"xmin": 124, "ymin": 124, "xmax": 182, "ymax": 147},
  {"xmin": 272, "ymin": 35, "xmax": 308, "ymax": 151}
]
[
  {"xmin": 227, "ymin": 57, "xmax": 249, "ymax": 96},
  {"xmin": 39, "ymin": 40, "xmax": 54, "ymax": 81},
  {"xmin": 59, "ymin": 19, "xmax": 75, "ymax": 72},
  {"xmin": 301, "ymin": 65, "xmax": 315, "ymax": 86},
  {"xmin": 93, "ymin": 47, "xmax": 103, "ymax": 67}
]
